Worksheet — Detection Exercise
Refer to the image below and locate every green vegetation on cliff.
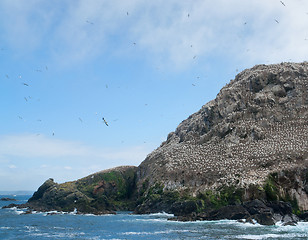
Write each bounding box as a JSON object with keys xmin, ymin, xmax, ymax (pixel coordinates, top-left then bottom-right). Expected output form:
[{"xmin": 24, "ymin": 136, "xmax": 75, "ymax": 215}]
[{"xmin": 26, "ymin": 166, "xmax": 138, "ymax": 214}]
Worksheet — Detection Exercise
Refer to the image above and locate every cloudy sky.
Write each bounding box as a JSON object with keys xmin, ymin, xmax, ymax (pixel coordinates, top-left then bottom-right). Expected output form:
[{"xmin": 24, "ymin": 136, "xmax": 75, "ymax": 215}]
[{"xmin": 1, "ymin": 0, "xmax": 308, "ymax": 191}]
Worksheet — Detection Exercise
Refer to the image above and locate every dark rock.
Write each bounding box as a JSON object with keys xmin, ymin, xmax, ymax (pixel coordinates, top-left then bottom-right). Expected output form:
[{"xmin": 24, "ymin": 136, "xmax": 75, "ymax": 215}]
[
  {"xmin": 251, "ymin": 212, "xmax": 275, "ymax": 225},
  {"xmin": 298, "ymin": 212, "xmax": 308, "ymax": 221},
  {"xmin": 2, "ymin": 203, "xmax": 20, "ymax": 209},
  {"xmin": 282, "ymin": 221, "xmax": 297, "ymax": 226},
  {"xmin": 21, "ymin": 210, "xmax": 32, "ymax": 215},
  {"xmin": 0, "ymin": 197, "xmax": 17, "ymax": 201},
  {"xmin": 266, "ymin": 201, "xmax": 293, "ymax": 215},
  {"xmin": 206, "ymin": 205, "xmax": 250, "ymax": 220},
  {"xmin": 243, "ymin": 199, "xmax": 272, "ymax": 215},
  {"xmin": 171, "ymin": 200, "xmax": 201, "ymax": 216}
]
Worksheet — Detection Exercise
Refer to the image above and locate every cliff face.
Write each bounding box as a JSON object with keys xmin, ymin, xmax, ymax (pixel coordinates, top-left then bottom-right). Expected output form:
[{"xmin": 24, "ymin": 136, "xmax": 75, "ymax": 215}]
[
  {"xmin": 137, "ymin": 62, "xmax": 308, "ymax": 207},
  {"xmin": 7, "ymin": 62, "xmax": 308, "ymax": 224}
]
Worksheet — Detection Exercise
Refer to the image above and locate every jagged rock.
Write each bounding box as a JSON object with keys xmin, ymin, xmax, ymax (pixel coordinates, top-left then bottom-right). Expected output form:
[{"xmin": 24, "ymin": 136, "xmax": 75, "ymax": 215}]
[
  {"xmin": 206, "ymin": 205, "xmax": 250, "ymax": 220},
  {"xmin": 170, "ymin": 200, "xmax": 202, "ymax": 216}
]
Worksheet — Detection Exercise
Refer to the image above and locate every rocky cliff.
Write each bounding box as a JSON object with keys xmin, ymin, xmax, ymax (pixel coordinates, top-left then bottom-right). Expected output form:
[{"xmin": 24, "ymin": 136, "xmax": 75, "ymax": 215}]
[
  {"xmin": 137, "ymin": 62, "xmax": 308, "ymax": 198},
  {"xmin": 6, "ymin": 62, "xmax": 308, "ymax": 225}
]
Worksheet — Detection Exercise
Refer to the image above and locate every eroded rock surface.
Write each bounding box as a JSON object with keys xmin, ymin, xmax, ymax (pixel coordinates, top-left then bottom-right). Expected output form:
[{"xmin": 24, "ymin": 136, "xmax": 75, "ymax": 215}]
[{"xmin": 137, "ymin": 62, "xmax": 308, "ymax": 202}]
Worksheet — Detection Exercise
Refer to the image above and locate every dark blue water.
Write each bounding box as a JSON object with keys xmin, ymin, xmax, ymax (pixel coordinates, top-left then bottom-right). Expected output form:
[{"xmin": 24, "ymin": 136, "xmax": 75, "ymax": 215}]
[{"xmin": 1, "ymin": 195, "xmax": 308, "ymax": 239}]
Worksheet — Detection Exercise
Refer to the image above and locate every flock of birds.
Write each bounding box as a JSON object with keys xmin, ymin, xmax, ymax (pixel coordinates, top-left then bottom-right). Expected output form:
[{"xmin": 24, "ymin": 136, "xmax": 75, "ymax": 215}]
[
  {"xmin": 5, "ymin": 66, "xmax": 111, "ymax": 138},
  {"xmin": 2, "ymin": 0, "xmax": 299, "ymax": 141}
]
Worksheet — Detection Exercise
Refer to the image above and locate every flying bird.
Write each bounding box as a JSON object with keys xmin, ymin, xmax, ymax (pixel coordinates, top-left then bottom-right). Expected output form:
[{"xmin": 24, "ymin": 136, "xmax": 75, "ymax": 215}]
[
  {"xmin": 102, "ymin": 117, "xmax": 109, "ymax": 126},
  {"xmin": 5, "ymin": 74, "xmax": 9, "ymax": 78},
  {"xmin": 280, "ymin": 1, "xmax": 285, "ymax": 6},
  {"xmin": 24, "ymin": 97, "xmax": 28, "ymax": 102},
  {"xmin": 22, "ymin": 82, "xmax": 29, "ymax": 86},
  {"xmin": 86, "ymin": 20, "xmax": 94, "ymax": 25},
  {"xmin": 79, "ymin": 117, "xmax": 83, "ymax": 123},
  {"xmin": 275, "ymin": 19, "xmax": 279, "ymax": 24}
]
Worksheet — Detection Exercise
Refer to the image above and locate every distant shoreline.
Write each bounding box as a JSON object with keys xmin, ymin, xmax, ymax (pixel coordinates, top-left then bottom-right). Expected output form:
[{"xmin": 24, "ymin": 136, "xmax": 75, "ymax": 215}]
[{"xmin": 0, "ymin": 191, "xmax": 34, "ymax": 196}]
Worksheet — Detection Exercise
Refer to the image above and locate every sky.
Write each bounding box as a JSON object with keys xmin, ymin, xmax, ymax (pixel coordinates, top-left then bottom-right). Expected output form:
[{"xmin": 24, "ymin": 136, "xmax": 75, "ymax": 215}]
[{"xmin": 1, "ymin": 0, "xmax": 308, "ymax": 191}]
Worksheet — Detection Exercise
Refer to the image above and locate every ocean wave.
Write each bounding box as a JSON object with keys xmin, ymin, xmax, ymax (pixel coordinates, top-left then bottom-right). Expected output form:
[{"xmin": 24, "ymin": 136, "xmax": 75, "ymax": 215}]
[
  {"xmin": 9, "ymin": 207, "xmax": 27, "ymax": 215},
  {"xmin": 122, "ymin": 229, "xmax": 191, "ymax": 235},
  {"xmin": 0, "ymin": 226, "xmax": 13, "ymax": 230},
  {"xmin": 235, "ymin": 233, "xmax": 308, "ymax": 239},
  {"xmin": 147, "ymin": 212, "xmax": 174, "ymax": 217}
]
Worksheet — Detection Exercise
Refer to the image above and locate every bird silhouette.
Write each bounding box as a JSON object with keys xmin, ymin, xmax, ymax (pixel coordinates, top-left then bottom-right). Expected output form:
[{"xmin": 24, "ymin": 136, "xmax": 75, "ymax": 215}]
[
  {"xmin": 280, "ymin": 1, "xmax": 285, "ymax": 6},
  {"xmin": 102, "ymin": 117, "xmax": 109, "ymax": 126}
]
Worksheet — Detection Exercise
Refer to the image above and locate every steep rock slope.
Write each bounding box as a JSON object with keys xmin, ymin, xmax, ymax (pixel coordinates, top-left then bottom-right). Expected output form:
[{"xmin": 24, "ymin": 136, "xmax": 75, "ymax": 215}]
[{"xmin": 137, "ymin": 62, "xmax": 308, "ymax": 207}]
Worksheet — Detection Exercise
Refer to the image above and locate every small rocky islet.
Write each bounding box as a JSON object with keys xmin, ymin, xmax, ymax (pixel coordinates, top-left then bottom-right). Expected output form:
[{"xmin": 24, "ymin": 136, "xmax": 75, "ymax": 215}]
[{"xmin": 5, "ymin": 62, "xmax": 308, "ymax": 226}]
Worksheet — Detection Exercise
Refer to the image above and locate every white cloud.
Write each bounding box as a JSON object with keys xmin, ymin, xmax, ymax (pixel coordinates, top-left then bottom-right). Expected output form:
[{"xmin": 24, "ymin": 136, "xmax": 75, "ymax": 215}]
[
  {"xmin": 0, "ymin": 134, "xmax": 149, "ymax": 164},
  {"xmin": 0, "ymin": 133, "xmax": 151, "ymax": 190},
  {"xmin": 2, "ymin": 0, "xmax": 308, "ymax": 69},
  {"xmin": 0, "ymin": 134, "xmax": 90, "ymax": 158}
]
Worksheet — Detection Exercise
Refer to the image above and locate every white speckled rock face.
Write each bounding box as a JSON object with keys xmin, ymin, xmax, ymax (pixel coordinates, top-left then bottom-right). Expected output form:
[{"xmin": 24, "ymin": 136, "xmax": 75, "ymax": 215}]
[{"xmin": 137, "ymin": 62, "xmax": 308, "ymax": 200}]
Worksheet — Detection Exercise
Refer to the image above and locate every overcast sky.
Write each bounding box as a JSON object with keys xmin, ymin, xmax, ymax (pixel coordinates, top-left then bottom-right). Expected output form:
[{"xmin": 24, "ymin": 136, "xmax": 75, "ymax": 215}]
[{"xmin": 1, "ymin": 0, "xmax": 308, "ymax": 191}]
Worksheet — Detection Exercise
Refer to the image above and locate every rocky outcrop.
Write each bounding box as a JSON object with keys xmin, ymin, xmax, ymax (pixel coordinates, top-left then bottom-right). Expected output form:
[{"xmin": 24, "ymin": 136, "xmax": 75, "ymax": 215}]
[
  {"xmin": 170, "ymin": 200, "xmax": 299, "ymax": 226},
  {"xmin": 6, "ymin": 62, "xmax": 308, "ymax": 225},
  {"xmin": 0, "ymin": 197, "xmax": 17, "ymax": 201},
  {"xmin": 7, "ymin": 166, "xmax": 138, "ymax": 214},
  {"xmin": 136, "ymin": 62, "xmax": 308, "ymax": 210}
]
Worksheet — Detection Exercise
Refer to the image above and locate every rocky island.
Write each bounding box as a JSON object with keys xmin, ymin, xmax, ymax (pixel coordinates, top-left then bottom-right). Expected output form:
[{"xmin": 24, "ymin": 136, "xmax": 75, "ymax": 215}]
[{"xmin": 5, "ymin": 62, "xmax": 308, "ymax": 225}]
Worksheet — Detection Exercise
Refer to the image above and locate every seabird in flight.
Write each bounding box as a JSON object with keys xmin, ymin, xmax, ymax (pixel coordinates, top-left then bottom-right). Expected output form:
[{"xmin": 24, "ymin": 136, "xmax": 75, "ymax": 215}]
[{"xmin": 102, "ymin": 117, "xmax": 109, "ymax": 126}]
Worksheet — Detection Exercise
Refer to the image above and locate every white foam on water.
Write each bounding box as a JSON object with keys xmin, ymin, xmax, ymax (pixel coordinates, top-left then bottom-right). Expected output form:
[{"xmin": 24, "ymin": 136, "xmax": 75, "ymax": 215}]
[
  {"xmin": 272, "ymin": 221, "xmax": 308, "ymax": 235},
  {"xmin": 0, "ymin": 226, "xmax": 13, "ymax": 230},
  {"xmin": 236, "ymin": 233, "xmax": 308, "ymax": 239},
  {"xmin": 69, "ymin": 208, "xmax": 78, "ymax": 215},
  {"xmin": 24, "ymin": 225, "xmax": 39, "ymax": 233},
  {"xmin": 122, "ymin": 229, "xmax": 191, "ymax": 235},
  {"xmin": 148, "ymin": 212, "xmax": 174, "ymax": 217},
  {"xmin": 10, "ymin": 207, "xmax": 25, "ymax": 215}
]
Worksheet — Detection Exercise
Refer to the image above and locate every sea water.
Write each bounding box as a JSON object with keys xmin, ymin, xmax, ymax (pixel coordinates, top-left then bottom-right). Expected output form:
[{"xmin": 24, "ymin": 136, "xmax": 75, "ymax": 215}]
[{"xmin": 1, "ymin": 195, "xmax": 308, "ymax": 240}]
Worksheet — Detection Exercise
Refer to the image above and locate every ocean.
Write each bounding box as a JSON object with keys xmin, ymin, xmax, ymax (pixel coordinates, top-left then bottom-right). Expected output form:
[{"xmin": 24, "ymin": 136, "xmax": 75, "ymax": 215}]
[{"xmin": 1, "ymin": 195, "xmax": 308, "ymax": 240}]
